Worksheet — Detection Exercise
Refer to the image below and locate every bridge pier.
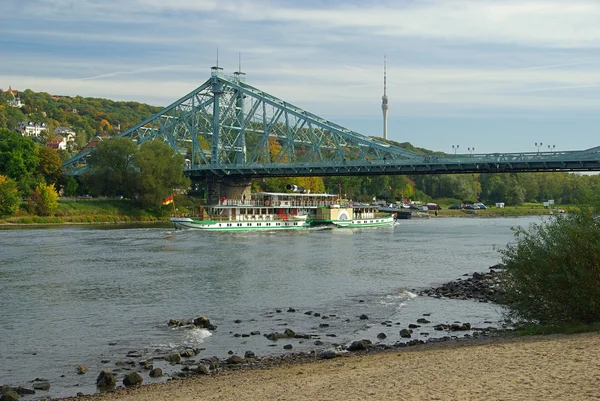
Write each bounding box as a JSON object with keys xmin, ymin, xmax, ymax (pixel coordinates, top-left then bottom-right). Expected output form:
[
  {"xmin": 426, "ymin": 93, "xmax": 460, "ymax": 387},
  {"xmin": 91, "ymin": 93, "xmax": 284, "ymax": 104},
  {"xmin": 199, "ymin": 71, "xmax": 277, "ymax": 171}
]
[{"xmin": 200, "ymin": 178, "xmax": 252, "ymax": 204}]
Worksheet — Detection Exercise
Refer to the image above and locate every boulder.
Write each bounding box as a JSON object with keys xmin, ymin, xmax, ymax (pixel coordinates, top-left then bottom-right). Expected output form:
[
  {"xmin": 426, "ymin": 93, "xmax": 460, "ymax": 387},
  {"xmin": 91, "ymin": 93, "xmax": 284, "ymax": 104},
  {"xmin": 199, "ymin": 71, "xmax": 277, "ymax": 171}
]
[
  {"xmin": 226, "ymin": 355, "xmax": 245, "ymax": 365},
  {"xmin": 319, "ymin": 350, "xmax": 339, "ymax": 359},
  {"xmin": 96, "ymin": 369, "xmax": 117, "ymax": 389},
  {"xmin": 347, "ymin": 340, "xmax": 370, "ymax": 351},
  {"xmin": 167, "ymin": 352, "xmax": 182, "ymax": 363},
  {"xmin": 32, "ymin": 382, "xmax": 50, "ymax": 391},
  {"xmin": 76, "ymin": 365, "xmax": 88, "ymax": 375},
  {"xmin": 149, "ymin": 368, "xmax": 163, "ymax": 378},
  {"xmin": 195, "ymin": 365, "xmax": 209, "ymax": 375},
  {"xmin": 359, "ymin": 314, "xmax": 369, "ymax": 320},
  {"xmin": 399, "ymin": 329, "xmax": 412, "ymax": 338},
  {"xmin": 377, "ymin": 332, "xmax": 387, "ymax": 340},
  {"xmin": 123, "ymin": 372, "xmax": 143, "ymax": 387},
  {"xmin": 181, "ymin": 349, "xmax": 195, "ymax": 358},
  {"xmin": 15, "ymin": 387, "xmax": 35, "ymax": 395},
  {"xmin": 0, "ymin": 390, "xmax": 19, "ymax": 401},
  {"xmin": 416, "ymin": 318, "xmax": 430, "ymax": 324}
]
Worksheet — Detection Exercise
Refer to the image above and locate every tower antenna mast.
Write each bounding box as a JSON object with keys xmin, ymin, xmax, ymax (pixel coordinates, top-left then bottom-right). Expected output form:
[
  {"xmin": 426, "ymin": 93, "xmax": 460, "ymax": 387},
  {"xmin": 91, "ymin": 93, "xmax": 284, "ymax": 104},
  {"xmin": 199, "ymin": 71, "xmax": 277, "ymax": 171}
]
[{"xmin": 381, "ymin": 55, "xmax": 389, "ymax": 140}]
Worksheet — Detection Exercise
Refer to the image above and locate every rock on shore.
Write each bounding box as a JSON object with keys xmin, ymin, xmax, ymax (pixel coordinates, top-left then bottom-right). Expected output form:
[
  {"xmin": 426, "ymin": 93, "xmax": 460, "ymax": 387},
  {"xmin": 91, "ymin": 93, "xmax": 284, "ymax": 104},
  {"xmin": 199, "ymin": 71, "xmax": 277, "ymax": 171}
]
[{"xmin": 418, "ymin": 264, "xmax": 505, "ymax": 303}]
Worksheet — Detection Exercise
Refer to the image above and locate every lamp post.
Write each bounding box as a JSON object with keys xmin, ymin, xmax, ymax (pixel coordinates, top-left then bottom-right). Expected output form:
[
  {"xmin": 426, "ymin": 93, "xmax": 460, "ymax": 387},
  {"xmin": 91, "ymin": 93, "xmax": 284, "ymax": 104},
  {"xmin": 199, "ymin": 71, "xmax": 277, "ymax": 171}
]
[
  {"xmin": 452, "ymin": 145, "xmax": 459, "ymax": 155},
  {"xmin": 535, "ymin": 142, "xmax": 543, "ymax": 153},
  {"xmin": 548, "ymin": 144, "xmax": 556, "ymax": 152},
  {"xmin": 468, "ymin": 147, "xmax": 475, "ymax": 156}
]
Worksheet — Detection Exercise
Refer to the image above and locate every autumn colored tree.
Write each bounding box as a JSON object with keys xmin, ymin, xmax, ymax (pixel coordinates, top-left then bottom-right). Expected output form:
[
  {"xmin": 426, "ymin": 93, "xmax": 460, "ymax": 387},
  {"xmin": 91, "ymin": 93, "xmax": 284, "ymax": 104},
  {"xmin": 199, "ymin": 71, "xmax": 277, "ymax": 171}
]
[
  {"xmin": 36, "ymin": 145, "xmax": 64, "ymax": 186},
  {"xmin": 0, "ymin": 175, "xmax": 20, "ymax": 217},
  {"xmin": 28, "ymin": 183, "xmax": 59, "ymax": 216}
]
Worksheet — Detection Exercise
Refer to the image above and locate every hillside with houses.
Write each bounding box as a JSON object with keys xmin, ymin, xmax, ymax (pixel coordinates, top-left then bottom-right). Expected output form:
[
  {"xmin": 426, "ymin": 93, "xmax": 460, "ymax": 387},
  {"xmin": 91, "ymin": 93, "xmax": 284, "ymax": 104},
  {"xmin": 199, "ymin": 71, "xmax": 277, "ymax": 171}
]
[{"xmin": 0, "ymin": 86, "xmax": 163, "ymax": 161}]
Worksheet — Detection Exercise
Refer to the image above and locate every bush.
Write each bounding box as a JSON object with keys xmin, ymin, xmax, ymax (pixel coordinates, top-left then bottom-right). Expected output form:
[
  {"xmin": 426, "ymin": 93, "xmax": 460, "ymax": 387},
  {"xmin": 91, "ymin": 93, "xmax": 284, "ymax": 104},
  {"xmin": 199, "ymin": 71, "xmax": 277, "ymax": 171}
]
[
  {"xmin": 28, "ymin": 183, "xmax": 59, "ymax": 216},
  {"xmin": 499, "ymin": 206, "xmax": 600, "ymax": 325},
  {"xmin": 0, "ymin": 175, "xmax": 20, "ymax": 217}
]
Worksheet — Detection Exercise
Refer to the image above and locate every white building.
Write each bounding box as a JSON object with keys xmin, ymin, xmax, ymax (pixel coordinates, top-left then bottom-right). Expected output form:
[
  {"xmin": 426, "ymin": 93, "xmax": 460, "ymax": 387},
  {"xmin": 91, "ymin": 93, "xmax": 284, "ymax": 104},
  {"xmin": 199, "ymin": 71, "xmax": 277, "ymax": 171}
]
[
  {"xmin": 4, "ymin": 86, "xmax": 23, "ymax": 108},
  {"xmin": 46, "ymin": 137, "xmax": 68, "ymax": 151},
  {"xmin": 55, "ymin": 126, "xmax": 76, "ymax": 142},
  {"xmin": 17, "ymin": 121, "xmax": 47, "ymax": 138}
]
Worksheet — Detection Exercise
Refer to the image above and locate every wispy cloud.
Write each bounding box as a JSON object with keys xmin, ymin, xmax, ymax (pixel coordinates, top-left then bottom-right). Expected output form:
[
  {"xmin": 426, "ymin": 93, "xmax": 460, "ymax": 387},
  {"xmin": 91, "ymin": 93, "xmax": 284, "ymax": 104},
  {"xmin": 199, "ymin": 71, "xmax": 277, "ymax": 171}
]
[{"xmin": 1, "ymin": 0, "xmax": 600, "ymax": 152}]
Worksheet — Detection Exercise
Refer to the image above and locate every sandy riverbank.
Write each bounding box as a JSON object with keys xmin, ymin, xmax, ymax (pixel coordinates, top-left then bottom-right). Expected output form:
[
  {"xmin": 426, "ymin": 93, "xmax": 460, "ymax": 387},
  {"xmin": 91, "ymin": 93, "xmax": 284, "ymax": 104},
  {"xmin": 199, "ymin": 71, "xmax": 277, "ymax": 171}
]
[{"xmin": 66, "ymin": 332, "xmax": 600, "ymax": 401}]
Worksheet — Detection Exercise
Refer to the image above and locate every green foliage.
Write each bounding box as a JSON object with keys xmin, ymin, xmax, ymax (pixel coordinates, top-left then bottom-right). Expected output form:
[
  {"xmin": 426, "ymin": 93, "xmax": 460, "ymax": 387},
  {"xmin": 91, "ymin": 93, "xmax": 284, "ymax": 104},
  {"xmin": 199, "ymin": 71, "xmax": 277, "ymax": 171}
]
[
  {"xmin": 499, "ymin": 205, "xmax": 600, "ymax": 325},
  {"xmin": 0, "ymin": 128, "xmax": 39, "ymax": 180},
  {"xmin": 83, "ymin": 138, "xmax": 189, "ymax": 208},
  {"xmin": 28, "ymin": 183, "xmax": 59, "ymax": 216},
  {"xmin": 0, "ymin": 175, "xmax": 20, "ymax": 217},
  {"xmin": 513, "ymin": 321, "xmax": 600, "ymax": 337},
  {"xmin": 132, "ymin": 140, "xmax": 190, "ymax": 208},
  {"xmin": 83, "ymin": 137, "xmax": 138, "ymax": 197},
  {"xmin": 64, "ymin": 176, "xmax": 79, "ymax": 197},
  {"xmin": 36, "ymin": 145, "xmax": 64, "ymax": 186}
]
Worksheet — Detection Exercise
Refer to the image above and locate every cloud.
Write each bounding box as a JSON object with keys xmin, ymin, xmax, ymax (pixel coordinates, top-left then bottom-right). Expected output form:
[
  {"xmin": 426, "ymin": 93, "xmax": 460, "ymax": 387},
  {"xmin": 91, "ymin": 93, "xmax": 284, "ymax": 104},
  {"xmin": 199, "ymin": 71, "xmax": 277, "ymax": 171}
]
[{"xmin": 2, "ymin": 0, "xmax": 599, "ymax": 120}]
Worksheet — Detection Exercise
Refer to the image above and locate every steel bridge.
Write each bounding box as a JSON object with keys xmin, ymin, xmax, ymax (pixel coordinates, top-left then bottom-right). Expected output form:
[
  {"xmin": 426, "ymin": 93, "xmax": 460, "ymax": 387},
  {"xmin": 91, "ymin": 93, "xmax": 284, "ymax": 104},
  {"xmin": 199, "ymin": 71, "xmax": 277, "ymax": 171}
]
[{"xmin": 62, "ymin": 68, "xmax": 600, "ymax": 180}]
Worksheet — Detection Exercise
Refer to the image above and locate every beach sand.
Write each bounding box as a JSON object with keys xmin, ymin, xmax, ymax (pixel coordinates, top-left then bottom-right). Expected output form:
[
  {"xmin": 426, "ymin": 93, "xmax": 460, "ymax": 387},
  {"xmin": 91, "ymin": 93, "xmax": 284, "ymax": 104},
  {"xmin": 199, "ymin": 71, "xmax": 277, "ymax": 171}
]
[{"xmin": 71, "ymin": 332, "xmax": 600, "ymax": 401}]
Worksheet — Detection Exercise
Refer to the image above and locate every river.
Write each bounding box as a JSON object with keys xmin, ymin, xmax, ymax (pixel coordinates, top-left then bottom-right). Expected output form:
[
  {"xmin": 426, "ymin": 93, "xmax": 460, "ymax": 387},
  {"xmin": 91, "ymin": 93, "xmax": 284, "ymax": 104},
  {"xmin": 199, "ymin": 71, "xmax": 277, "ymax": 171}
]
[{"xmin": 0, "ymin": 216, "xmax": 542, "ymax": 399}]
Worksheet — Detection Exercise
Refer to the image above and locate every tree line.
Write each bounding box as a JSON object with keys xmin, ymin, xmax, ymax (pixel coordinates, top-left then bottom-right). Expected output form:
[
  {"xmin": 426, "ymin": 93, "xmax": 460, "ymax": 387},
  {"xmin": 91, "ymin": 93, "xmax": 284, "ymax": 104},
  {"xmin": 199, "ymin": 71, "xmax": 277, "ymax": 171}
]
[
  {"xmin": 0, "ymin": 129, "xmax": 188, "ymax": 218},
  {"xmin": 0, "ymin": 88, "xmax": 162, "ymax": 158}
]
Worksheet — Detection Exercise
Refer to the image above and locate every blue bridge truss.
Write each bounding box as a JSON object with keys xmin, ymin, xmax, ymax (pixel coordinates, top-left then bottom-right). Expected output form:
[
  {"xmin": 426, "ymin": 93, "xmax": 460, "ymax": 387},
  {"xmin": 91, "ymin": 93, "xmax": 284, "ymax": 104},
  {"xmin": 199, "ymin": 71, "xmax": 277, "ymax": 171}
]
[{"xmin": 62, "ymin": 68, "xmax": 600, "ymax": 178}]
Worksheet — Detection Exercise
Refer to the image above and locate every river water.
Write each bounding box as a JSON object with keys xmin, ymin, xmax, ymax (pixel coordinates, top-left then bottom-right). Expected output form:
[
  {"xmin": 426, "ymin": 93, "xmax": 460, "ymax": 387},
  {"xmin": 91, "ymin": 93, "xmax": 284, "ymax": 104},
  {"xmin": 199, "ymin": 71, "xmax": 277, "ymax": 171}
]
[{"xmin": 0, "ymin": 216, "xmax": 542, "ymax": 399}]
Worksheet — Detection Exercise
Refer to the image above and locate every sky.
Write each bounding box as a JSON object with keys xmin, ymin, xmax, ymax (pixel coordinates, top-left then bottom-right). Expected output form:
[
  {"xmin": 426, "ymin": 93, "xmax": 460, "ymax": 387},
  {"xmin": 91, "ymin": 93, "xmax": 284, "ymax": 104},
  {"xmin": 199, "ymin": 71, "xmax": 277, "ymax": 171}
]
[{"xmin": 2, "ymin": 0, "xmax": 600, "ymax": 154}]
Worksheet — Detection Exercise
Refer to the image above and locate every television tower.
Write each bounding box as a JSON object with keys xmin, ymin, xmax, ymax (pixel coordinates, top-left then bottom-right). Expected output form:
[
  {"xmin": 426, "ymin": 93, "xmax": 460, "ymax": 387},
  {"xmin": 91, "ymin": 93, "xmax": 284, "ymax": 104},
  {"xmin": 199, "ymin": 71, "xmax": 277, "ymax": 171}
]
[{"xmin": 381, "ymin": 55, "xmax": 389, "ymax": 140}]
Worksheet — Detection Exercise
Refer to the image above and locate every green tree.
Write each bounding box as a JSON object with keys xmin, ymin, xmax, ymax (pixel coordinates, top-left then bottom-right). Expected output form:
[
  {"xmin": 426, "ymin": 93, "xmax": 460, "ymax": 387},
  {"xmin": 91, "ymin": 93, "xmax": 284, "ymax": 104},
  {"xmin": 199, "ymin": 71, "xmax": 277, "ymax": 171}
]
[
  {"xmin": 84, "ymin": 138, "xmax": 189, "ymax": 208},
  {"xmin": 28, "ymin": 183, "xmax": 59, "ymax": 216},
  {"xmin": 0, "ymin": 128, "xmax": 39, "ymax": 180},
  {"xmin": 0, "ymin": 175, "xmax": 20, "ymax": 217},
  {"xmin": 36, "ymin": 145, "xmax": 64, "ymax": 186},
  {"xmin": 83, "ymin": 137, "xmax": 138, "ymax": 197},
  {"xmin": 499, "ymin": 205, "xmax": 600, "ymax": 325},
  {"xmin": 63, "ymin": 176, "xmax": 79, "ymax": 197},
  {"xmin": 132, "ymin": 140, "xmax": 190, "ymax": 208}
]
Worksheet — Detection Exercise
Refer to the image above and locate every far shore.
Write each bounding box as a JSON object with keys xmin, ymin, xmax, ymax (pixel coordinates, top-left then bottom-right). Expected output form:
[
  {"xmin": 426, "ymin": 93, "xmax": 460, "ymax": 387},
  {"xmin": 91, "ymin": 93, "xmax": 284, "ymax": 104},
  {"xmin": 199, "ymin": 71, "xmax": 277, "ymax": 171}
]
[
  {"xmin": 0, "ymin": 210, "xmax": 552, "ymax": 227},
  {"xmin": 0, "ymin": 220, "xmax": 170, "ymax": 227},
  {"xmin": 61, "ymin": 331, "xmax": 600, "ymax": 401}
]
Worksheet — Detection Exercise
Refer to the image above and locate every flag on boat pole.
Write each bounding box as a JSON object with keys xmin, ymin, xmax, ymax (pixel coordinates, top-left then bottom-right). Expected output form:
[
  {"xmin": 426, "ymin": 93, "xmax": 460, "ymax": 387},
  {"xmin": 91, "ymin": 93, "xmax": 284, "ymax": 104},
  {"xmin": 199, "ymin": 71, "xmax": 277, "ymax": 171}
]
[{"xmin": 162, "ymin": 196, "xmax": 174, "ymax": 205}]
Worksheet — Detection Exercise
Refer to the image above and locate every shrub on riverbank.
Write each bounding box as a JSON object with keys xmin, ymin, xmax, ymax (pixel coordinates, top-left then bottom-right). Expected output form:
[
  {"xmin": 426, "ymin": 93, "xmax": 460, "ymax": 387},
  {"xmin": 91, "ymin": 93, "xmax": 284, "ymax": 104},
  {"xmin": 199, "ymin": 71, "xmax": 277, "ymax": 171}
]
[
  {"xmin": 499, "ymin": 205, "xmax": 600, "ymax": 325},
  {"xmin": 0, "ymin": 198, "xmax": 168, "ymax": 225}
]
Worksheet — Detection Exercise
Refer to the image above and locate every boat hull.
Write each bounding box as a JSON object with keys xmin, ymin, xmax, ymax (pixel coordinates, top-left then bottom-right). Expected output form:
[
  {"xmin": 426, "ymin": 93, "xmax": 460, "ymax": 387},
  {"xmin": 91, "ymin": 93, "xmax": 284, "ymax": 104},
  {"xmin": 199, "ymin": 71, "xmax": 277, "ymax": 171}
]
[
  {"xmin": 309, "ymin": 216, "xmax": 395, "ymax": 228},
  {"xmin": 170, "ymin": 217, "xmax": 310, "ymax": 231},
  {"xmin": 331, "ymin": 216, "xmax": 395, "ymax": 228}
]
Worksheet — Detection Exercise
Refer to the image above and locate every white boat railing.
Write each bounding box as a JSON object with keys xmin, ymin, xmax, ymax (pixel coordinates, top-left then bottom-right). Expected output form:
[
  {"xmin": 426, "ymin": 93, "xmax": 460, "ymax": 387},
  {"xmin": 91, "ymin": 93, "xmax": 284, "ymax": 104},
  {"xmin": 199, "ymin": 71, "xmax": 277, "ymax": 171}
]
[
  {"xmin": 219, "ymin": 199, "xmax": 345, "ymax": 208},
  {"xmin": 200, "ymin": 213, "xmax": 311, "ymax": 222}
]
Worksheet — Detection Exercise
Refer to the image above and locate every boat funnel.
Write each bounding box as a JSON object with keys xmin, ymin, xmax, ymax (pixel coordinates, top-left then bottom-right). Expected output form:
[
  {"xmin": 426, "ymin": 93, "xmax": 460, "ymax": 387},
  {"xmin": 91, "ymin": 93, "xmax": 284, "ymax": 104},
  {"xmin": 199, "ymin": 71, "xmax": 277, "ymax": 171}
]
[{"xmin": 286, "ymin": 184, "xmax": 306, "ymax": 193}]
